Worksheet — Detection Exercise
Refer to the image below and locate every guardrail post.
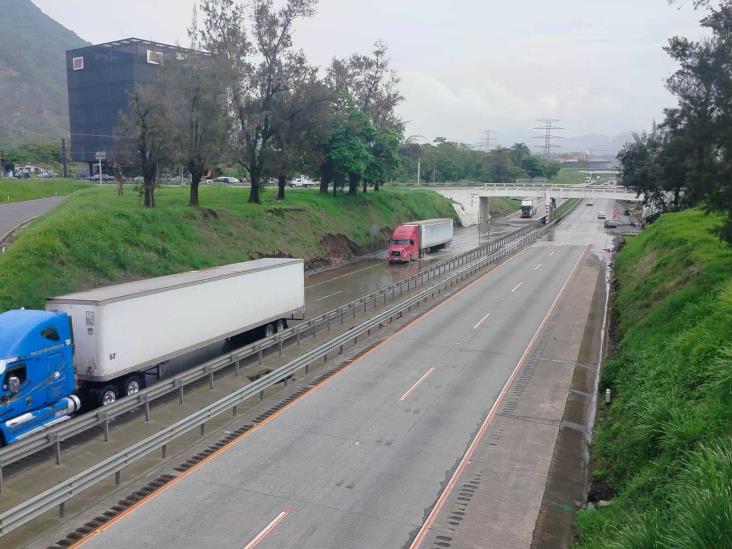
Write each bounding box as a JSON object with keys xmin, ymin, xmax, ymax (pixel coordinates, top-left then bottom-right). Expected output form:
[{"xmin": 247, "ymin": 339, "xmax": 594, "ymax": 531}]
[
  {"xmin": 259, "ymin": 390, "xmax": 264, "ymax": 401},
  {"xmin": 143, "ymin": 396, "xmax": 150, "ymax": 422},
  {"xmin": 162, "ymin": 444, "xmax": 167, "ymax": 459},
  {"xmin": 0, "ymin": 466, "xmax": 3, "ymax": 495},
  {"xmin": 340, "ymin": 309, "xmax": 344, "ymax": 324},
  {"xmin": 115, "ymin": 470, "xmax": 121, "ymax": 485},
  {"xmin": 50, "ymin": 434, "xmax": 61, "ymax": 465},
  {"xmin": 328, "ymin": 316, "xmax": 332, "ymax": 332},
  {"xmin": 258, "ymin": 345, "xmax": 263, "ymax": 365},
  {"xmin": 177, "ymin": 379, "xmax": 184, "ymax": 405},
  {"xmin": 297, "ymin": 329, "xmax": 301, "ymax": 346},
  {"xmin": 312, "ymin": 323, "xmax": 317, "ymax": 339},
  {"xmin": 232, "ymin": 405, "xmax": 237, "ymax": 417},
  {"xmin": 279, "ymin": 336, "xmax": 283, "ymax": 356},
  {"xmin": 200, "ymin": 423, "xmax": 205, "ymax": 437},
  {"xmin": 208, "ymin": 367, "xmax": 214, "ymax": 390},
  {"xmin": 59, "ymin": 501, "xmax": 65, "ymax": 518},
  {"xmin": 235, "ymin": 359, "xmax": 240, "ymax": 377}
]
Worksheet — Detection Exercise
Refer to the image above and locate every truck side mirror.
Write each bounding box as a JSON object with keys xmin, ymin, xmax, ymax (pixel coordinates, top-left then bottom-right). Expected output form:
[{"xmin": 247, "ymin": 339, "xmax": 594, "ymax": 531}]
[{"xmin": 8, "ymin": 376, "xmax": 20, "ymax": 395}]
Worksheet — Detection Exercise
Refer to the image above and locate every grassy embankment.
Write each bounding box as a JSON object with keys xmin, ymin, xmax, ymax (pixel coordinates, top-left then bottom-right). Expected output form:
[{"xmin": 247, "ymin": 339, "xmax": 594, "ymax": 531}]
[
  {"xmin": 0, "ymin": 185, "xmax": 456, "ymax": 312},
  {"xmin": 0, "ymin": 178, "xmax": 89, "ymax": 203},
  {"xmin": 553, "ymin": 168, "xmax": 586, "ymax": 185},
  {"xmin": 575, "ymin": 209, "xmax": 732, "ymax": 547}
]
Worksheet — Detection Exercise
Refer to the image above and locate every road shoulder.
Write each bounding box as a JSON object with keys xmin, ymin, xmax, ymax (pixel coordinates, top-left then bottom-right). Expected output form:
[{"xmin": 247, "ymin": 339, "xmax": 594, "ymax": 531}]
[{"xmin": 419, "ymin": 249, "xmax": 604, "ymax": 549}]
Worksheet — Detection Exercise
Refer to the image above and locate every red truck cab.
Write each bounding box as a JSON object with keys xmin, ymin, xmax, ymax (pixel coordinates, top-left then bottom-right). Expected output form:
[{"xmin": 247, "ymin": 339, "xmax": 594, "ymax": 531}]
[{"xmin": 388, "ymin": 224, "xmax": 419, "ymax": 263}]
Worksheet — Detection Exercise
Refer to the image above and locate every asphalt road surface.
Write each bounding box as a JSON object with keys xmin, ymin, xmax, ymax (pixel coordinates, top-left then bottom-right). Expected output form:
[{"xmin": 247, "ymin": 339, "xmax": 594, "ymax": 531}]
[
  {"xmin": 0, "ymin": 197, "xmax": 64, "ymax": 241},
  {"xmin": 76, "ymin": 200, "xmax": 612, "ymax": 549}
]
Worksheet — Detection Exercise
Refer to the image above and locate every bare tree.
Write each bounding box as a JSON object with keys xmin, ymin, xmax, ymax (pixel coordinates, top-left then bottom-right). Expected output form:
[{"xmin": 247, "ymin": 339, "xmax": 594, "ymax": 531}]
[{"xmin": 117, "ymin": 85, "xmax": 170, "ymax": 207}]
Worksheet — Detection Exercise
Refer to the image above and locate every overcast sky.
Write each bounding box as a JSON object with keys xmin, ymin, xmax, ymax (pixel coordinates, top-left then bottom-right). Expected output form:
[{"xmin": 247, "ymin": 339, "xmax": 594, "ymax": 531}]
[{"xmin": 33, "ymin": 0, "xmax": 707, "ymax": 147}]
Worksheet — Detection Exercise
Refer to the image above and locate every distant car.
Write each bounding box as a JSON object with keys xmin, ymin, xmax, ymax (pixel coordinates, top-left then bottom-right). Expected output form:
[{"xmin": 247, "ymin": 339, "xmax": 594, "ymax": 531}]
[
  {"xmin": 215, "ymin": 176, "xmax": 240, "ymax": 184},
  {"xmin": 604, "ymin": 220, "xmax": 618, "ymax": 228},
  {"xmin": 597, "ymin": 211, "xmax": 607, "ymax": 219},
  {"xmin": 289, "ymin": 176, "xmax": 315, "ymax": 188},
  {"xmin": 586, "ymin": 201, "xmax": 594, "ymax": 206}
]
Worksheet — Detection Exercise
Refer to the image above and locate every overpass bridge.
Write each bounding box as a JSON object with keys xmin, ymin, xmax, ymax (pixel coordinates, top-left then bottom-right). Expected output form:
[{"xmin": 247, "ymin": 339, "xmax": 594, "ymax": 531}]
[{"xmin": 437, "ymin": 185, "xmax": 642, "ymax": 226}]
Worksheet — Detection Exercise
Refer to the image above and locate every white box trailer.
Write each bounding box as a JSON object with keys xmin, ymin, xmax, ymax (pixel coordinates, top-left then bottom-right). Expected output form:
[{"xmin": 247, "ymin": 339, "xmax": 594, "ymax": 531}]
[
  {"xmin": 46, "ymin": 258, "xmax": 304, "ymax": 397},
  {"xmin": 414, "ymin": 218, "xmax": 454, "ymax": 253}
]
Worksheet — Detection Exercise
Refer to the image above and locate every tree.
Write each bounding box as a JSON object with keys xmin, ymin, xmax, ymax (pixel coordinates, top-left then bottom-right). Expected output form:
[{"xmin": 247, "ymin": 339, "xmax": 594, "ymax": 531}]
[
  {"xmin": 327, "ymin": 104, "xmax": 375, "ymax": 195},
  {"xmin": 162, "ymin": 47, "xmax": 228, "ymax": 206},
  {"xmin": 117, "ymin": 85, "xmax": 170, "ymax": 207},
  {"xmin": 197, "ymin": 0, "xmax": 317, "ymax": 204}
]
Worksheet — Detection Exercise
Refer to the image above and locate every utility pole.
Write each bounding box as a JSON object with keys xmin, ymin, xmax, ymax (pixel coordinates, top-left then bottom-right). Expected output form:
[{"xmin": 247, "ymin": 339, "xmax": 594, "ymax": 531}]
[
  {"xmin": 533, "ymin": 119, "xmax": 563, "ymax": 160},
  {"xmin": 416, "ymin": 156, "xmax": 421, "ymax": 186},
  {"xmin": 481, "ymin": 129, "xmax": 495, "ymax": 152},
  {"xmin": 61, "ymin": 138, "xmax": 68, "ymax": 178}
]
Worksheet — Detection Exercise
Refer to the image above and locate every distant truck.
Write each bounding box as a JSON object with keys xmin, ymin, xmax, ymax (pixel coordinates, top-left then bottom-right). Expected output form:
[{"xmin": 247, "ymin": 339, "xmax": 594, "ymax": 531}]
[
  {"xmin": 289, "ymin": 175, "xmax": 315, "ymax": 188},
  {"xmin": 388, "ymin": 219, "xmax": 454, "ymax": 263},
  {"xmin": 521, "ymin": 199, "xmax": 537, "ymax": 218},
  {"xmin": 0, "ymin": 258, "xmax": 304, "ymax": 445}
]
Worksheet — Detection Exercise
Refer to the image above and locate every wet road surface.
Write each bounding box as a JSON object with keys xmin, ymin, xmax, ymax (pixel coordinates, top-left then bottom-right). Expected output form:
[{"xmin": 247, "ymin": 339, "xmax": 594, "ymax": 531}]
[{"xmin": 76, "ymin": 201, "xmax": 615, "ymax": 549}]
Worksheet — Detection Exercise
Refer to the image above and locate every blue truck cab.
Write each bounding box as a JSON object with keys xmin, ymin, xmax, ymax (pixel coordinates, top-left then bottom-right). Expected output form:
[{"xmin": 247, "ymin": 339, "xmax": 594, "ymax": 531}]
[{"xmin": 0, "ymin": 309, "xmax": 80, "ymax": 445}]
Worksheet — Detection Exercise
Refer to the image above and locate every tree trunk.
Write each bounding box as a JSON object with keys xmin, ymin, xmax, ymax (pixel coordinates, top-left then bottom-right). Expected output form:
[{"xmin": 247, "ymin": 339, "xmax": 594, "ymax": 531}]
[
  {"xmin": 248, "ymin": 174, "xmax": 261, "ymax": 203},
  {"xmin": 143, "ymin": 180, "xmax": 155, "ymax": 208},
  {"xmin": 319, "ymin": 162, "xmax": 332, "ymax": 194},
  {"xmin": 189, "ymin": 169, "xmax": 202, "ymax": 207},
  {"xmin": 362, "ymin": 180, "xmax": 368, "ymax": 194},
  {"xmin": 374, "ymin": 180, "xmax": 380, "ymax": 192},
  {"xmin": 277, "ymin": 175, "xmax": 286, "ymax": 200},
  {"xmin": 348, "ymin": 174, "xmax": 359, "ymax": 195}
]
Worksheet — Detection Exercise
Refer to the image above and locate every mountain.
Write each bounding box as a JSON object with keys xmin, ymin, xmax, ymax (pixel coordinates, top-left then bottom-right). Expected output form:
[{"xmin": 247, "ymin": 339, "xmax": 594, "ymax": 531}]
[{"xmin": 0, "ymin": 0, "xmax": 88, "ymax": 147}]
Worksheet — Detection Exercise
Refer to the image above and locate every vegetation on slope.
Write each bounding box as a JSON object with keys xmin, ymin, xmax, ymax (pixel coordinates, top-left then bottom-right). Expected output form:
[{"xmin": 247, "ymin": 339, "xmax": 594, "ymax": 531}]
[
  {"xmin": 0, "ymin": 0, "xmax": 87, "ymax": 146},
  {"xmin": 575, "ymin": 208, "xmax": 732, "ymax": 547},
  {"xmin": 0, "ymin": 178, "xmax": 88, "ymax": 203},
  {"xmin": 0, "ymin": 186, "xmax": 456, "ymax": 311}
]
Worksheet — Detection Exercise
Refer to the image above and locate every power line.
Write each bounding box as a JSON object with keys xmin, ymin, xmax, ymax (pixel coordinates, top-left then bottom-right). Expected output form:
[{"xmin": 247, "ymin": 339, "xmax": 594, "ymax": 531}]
[{"xmin": 533, "ymin": 119, "xmax": 563, "ymax": 160}]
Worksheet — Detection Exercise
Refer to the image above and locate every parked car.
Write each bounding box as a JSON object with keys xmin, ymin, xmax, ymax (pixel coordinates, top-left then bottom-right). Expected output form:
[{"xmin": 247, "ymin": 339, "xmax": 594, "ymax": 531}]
[
  {"xmin": 215, "ymin": 176, "xmax": 240, "ymax": 184},
  {"xmin": 289, "ymin": 175, "xmax": 315, "ymax": 188},
  {"xmin": 604, "ymin": 219, "xmax": 618, "ymax": 228}
]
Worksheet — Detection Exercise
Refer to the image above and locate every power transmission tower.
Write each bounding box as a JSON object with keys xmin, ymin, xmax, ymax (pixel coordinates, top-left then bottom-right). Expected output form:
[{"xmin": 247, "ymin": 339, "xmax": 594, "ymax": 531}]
[
  {"xmin": 481, "ymin": 129, "xmax": 495, "ymax": 152},
  {"xmin": 533, "ymin": 119, "xmax": 563, "ymax": 159}
]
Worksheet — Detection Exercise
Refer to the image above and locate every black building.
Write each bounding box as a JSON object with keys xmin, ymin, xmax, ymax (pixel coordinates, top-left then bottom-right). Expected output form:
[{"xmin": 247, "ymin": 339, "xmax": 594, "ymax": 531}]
[{"xmin": 65, "ymin": 38, "xmax": 194, "ymax": 172}]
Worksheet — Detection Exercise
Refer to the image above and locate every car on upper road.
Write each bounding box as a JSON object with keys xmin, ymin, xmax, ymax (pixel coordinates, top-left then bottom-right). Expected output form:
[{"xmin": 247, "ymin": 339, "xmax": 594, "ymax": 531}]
[
  {"xmin": 586, "ymin": 201, "xmax": 594, "ymax": 206},
  {"xmin": 215, "ymin": 176, "xmax": 240, "ymax": 184},
  {"xmin": 597, "ymin": 211, "xmax": 607, "ymax": 219},
  {"xmin": 289, "ymin": 175, "xmax": 315, "ymax": 188}
]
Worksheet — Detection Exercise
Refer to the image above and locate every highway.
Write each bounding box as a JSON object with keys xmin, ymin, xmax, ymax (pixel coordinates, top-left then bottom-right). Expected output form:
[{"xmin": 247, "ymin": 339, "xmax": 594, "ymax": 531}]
[
  {"xmin": 65, "ymin": 201, "xmax": 612, "ymax": 549},
  {"xmin": 0, "ymin": 197, "xmax": 64, "ymax": 243}
]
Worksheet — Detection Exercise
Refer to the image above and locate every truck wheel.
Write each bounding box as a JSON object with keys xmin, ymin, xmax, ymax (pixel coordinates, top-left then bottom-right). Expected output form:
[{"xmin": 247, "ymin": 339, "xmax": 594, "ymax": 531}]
[
  {"xmin": 264, "ymin": 323, "xmax": 275, "ymax": 338},
  {"xmin": 123, "ymin": 374, "xmax": 144, "ymax": 397},
  {"xmin": 275, "ymin": 320, "xmax": 286, "ymax": 333},
  {"xmin": 97, "ymin": 385, "xmax": 118, "ymax": 407}
]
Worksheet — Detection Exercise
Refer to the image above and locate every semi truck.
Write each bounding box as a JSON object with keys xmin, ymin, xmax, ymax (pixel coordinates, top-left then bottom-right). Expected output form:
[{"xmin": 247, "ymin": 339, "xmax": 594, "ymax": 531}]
[
  {"xmin": 388, "ymin": 218, "xmax": 454, "ymax": 263},
  {"xmin": 0, "ymin": 258, "xmax": 304, "ymax": 445},
  {"xmin": 521, "ymin": 199, "xmax": 537, "ymax": 218}
]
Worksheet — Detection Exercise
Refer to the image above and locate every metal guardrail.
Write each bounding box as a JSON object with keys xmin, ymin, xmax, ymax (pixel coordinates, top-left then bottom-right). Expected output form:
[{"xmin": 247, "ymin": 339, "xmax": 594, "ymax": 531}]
[
  {"xmin": 0, "ymin": 221, "xmax": 543, "ymax": 482},
  {"xmin": 0, "ymin": 218, "xmax": 550, "ymax": 536}
]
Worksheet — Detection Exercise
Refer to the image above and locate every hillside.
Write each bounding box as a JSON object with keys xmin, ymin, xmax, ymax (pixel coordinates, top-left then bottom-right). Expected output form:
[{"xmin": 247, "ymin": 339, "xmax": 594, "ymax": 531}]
[
  {"xmin": 0, "ymin": 186, "xmax": 457, "ymax": 311},
  {"xmin": 0, "ymin": 0, "xmax": 88, "ymax": 146},
  {"xmin": 576, "ymin": 209, "xmax": 732, "ymax": 547}
]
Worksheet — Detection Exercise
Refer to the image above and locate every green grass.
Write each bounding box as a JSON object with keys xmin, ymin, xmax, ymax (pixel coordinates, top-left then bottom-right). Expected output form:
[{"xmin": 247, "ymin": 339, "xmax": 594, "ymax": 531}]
[
  {"xmin": 552, "ymin": 168, "xmax": 586, "ymax": 185},
  {"xmin": 575, "ymin": 208, "xmax": 732, "ymax": 548},
  {"xmin": 555, "ymin": 198, "xmax": 579, "ymax": 218},
  {"xmin": 0, "ymin": 185, "xmax": 456, "ymax": 311},
  {"xmin": 0, "ymin": 178, "xmax": 89, "ymax": 203},
  {"xmin": 489, "ymin": 197, "xmax": 521, "ymax": 217}
]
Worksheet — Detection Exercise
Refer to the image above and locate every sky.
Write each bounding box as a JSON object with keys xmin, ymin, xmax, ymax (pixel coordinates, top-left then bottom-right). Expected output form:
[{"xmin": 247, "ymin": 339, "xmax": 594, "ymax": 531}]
[{"xmin": 33, "ymin": 0, "xmax": 709, "ymax": 148}]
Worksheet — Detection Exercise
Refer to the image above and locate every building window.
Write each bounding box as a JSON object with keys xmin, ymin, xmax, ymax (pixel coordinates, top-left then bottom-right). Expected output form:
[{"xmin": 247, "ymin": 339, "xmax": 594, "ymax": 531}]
[
  {"xmin": 147, "ymin": 50, "xmax": 164, "ymax": 65},
  {"xmin": 73, "ymin": 56, "xmax": 84, "ymax": 71}
]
